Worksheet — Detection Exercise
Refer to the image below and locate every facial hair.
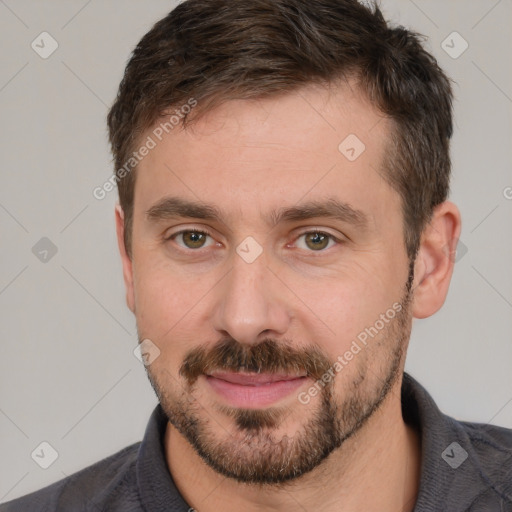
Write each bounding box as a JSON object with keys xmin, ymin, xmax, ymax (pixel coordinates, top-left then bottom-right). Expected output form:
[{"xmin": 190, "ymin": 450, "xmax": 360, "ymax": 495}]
[{"xmin": 144, "ymin": 268, "xmax": 414, "ymax": 485}]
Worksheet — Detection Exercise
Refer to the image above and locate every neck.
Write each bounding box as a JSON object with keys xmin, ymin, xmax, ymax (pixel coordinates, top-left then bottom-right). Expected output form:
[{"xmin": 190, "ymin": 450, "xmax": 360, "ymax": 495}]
[{"xmin": 164, "ymin": 377, "xmax": 421, "ymax": 512}]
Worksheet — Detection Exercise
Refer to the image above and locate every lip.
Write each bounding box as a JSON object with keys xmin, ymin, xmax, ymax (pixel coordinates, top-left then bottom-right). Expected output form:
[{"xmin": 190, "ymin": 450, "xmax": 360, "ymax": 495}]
[{"xmin": 204, "ymin": 372, "xmax": 308, "ymax": 408}]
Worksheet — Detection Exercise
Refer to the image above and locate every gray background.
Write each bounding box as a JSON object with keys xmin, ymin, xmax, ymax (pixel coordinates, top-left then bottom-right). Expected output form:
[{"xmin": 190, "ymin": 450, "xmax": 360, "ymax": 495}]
[{"xmin": 1, "ymin": 0, "xmax": 511, "ymax": 503}]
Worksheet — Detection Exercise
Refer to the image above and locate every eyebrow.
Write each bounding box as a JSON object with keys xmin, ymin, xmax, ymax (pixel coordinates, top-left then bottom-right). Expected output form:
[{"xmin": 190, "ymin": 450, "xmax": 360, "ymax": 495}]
[{"xmin": 145, "ymin": 196, "xmax": 368, "ymax": 229}]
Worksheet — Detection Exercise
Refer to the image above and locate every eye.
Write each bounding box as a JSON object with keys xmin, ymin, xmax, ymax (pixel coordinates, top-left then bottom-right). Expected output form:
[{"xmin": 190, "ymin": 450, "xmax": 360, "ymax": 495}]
[
  {"xmin": 166, "ymin": 229, "xmax": 216, "ymax": 250},
  {"xmin": 294, "ymin": 231, "xmax": 341, "ymax": 251},
  {"xmin": 165, "ymin": 228, "xmax": 342, "ymax": 253}
]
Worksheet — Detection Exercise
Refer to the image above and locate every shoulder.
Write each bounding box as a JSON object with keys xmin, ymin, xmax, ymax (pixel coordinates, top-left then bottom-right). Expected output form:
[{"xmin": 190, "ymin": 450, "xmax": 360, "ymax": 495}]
[
  {"xmin": 0, "ymin": 442, "xmax": 141, "ymax": 512},
  {"xmin": 459, "ymin": 419, "xmax": 512, "ymax": 470},
  {"xmin": 401, "ymin": 373, "xmax": 512, "ymax": 509},
  {"xmin": 455, "ymin": 418, "xmax": 512, "ymax": 508}
]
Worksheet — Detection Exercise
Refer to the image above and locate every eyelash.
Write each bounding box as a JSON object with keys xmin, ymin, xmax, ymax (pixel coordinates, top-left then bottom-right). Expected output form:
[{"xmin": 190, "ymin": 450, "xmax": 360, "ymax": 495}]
[{"xmin": 165, "ymin": 228, "xmax": 342, "ymax": 253}]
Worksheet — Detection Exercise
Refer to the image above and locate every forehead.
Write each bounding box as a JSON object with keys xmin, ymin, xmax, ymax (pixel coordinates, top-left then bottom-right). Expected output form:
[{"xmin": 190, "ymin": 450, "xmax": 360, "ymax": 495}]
[{"xmin": 133, "ymin": 81, "xmax": 396, "ymax": 226}]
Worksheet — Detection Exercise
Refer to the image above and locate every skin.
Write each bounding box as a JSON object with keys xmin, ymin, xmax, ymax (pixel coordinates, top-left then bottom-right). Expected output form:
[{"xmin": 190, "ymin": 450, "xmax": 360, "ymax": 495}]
[{"xmin": 115, "ymin": 81, "xmax": 461, "ymax": 512}]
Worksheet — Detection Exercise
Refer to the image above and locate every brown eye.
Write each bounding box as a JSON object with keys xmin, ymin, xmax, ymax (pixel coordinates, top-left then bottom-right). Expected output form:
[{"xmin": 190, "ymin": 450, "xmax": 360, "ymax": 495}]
[
  {"xmin": 296, "ymin": 231, "xmax": 338, "ymax": 251},
  {"xmin": 170, "ymin": 230, "xmax": 213, "ymax": 250}
]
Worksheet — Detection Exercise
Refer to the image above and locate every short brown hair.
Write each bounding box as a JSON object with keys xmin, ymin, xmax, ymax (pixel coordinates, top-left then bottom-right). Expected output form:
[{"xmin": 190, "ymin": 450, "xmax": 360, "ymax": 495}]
[{"xmin": 107, "ymin": 0, "xmax": 453, "ymax": 261}]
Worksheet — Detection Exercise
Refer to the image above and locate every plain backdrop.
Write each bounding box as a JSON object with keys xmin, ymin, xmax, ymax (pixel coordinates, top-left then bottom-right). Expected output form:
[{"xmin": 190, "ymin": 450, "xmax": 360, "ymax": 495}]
[{"xmin": 1, "ymin": 0, "xmax": 511, "ymax": 503}]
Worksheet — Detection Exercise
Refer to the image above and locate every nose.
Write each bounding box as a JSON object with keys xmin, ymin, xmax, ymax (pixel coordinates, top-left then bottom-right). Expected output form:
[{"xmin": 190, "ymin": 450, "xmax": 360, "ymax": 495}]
[{"xmin": 210, "ymin": 249, "xmax": 291, "ymax": 346}]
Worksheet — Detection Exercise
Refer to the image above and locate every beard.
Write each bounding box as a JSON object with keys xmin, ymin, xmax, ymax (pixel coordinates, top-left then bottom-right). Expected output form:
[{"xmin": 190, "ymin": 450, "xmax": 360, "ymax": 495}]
[{"xmin": 143, "ymin": 266, "xmax": 414, "ymax": 486}]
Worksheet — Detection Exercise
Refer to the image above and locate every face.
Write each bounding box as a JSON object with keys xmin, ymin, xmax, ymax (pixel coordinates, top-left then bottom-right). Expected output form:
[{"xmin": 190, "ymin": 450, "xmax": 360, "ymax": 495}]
[{"xmin": 122, "ymin": 82, "xmax": 415, "ymax": 484}]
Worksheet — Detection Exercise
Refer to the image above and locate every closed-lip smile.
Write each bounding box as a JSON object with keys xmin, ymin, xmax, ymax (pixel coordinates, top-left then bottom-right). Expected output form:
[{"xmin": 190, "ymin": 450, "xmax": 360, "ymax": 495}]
[{"xmin": 204, "ymin": 371, "xmax": 308, "ymax": 408}]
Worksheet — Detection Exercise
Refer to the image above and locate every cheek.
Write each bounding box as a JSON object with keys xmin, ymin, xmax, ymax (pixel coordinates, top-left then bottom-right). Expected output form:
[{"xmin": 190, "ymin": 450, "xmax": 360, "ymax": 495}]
[
  {"xmin": 132, "ymin": 270, "xmax": 197, "ymax": 377},
  {"xmin": 131, "ymin": 254, "xmax": 226, "ymax": 368},
  {"xmin": 291, "ymin": 259, "xmax": 400, "ymax": 352},
  {"xmin": 132, "ymin": 256, "xmax": 199, "ymax": 338}
]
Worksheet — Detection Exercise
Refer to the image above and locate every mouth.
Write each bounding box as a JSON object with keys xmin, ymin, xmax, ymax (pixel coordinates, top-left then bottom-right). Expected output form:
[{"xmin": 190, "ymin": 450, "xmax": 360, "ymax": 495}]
[{"xmin": 204, "ymin": 371, "xmax": 308, "ymax": 408}]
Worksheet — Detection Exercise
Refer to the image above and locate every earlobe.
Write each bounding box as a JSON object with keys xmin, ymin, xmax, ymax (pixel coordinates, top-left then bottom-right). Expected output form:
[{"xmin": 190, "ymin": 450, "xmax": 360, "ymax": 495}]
[
  {"xmin": 115, "ymin": 204, "xmax": 136, "ymax": 313},
  {"xmin": 411, "ymin": 201, "xmax": 462, "ymax": 319}
]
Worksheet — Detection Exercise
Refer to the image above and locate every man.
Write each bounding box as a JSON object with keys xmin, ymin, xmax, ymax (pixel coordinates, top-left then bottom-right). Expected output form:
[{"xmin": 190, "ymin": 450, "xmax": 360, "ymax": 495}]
[{"xmin": 2, "ymin": 0, "xmax": 511, "ymax": 510}]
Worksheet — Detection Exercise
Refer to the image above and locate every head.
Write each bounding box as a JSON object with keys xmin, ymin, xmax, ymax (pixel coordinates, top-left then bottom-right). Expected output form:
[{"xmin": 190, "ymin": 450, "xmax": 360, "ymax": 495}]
[{"xmin": 107, "ymin": 0, "xmax": 460, "ymax": 485}]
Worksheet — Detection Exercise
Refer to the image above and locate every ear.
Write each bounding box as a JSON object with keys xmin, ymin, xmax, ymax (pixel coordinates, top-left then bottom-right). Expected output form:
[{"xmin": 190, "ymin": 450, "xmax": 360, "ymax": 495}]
[
  {"xmin": 115, "ymin": 204, "xmax": 135, "ymax": 313},
  {"xmin": 411, "ymin": 201, "xmax": 462, "ymax": 319}
]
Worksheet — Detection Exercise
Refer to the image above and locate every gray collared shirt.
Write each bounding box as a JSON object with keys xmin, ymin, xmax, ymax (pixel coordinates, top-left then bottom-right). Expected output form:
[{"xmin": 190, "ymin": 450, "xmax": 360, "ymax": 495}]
[{"xmin": 1, "ymin": 373, "xmax": 511, "ymax": 511}]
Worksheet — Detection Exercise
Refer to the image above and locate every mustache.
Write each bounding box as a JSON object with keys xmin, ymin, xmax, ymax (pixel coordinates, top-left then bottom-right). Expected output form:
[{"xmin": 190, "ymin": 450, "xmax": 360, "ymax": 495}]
[{"xmin": 179, "ymin": 337, "xmax": 333, "ymax": 386}]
